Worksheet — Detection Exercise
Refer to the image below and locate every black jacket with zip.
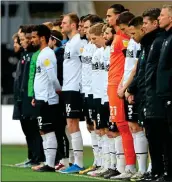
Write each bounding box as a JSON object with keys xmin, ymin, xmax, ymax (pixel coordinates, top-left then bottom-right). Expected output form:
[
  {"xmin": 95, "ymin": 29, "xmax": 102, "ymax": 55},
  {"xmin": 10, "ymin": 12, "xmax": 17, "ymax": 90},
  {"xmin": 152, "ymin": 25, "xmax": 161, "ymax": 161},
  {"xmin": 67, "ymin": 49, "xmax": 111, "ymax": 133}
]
[
  {"xmin": 145, "ymin": 30, "xmax": 166, "ymax": 119},
  {"xmin": 156, "ymin": 27, "xmax": 172, "ymax": 101},
  {"xmin": 13, "ymin": 47, "xmax": 37, "ymax": 120},
  {"xmin": 127, "ymin": 28, "xmax": 161, "ymax": 120}
]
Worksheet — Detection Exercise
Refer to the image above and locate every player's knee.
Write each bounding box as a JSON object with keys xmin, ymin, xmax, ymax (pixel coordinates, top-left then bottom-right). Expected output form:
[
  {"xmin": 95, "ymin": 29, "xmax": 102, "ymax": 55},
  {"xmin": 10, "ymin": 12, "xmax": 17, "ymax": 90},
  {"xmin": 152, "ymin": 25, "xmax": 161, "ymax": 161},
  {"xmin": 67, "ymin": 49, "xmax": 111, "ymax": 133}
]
[{"xmin": 129, "ymin": 122, "xmax": 143, "ymax": 133}]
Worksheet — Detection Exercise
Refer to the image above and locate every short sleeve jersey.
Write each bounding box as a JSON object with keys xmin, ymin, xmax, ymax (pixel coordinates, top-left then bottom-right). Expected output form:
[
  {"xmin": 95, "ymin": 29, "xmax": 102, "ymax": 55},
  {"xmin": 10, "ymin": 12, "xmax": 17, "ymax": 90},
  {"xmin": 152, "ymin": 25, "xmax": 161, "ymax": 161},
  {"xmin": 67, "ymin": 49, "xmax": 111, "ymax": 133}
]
[
  {"xmin": 62, "ymin": 33, "xmax": 83, "ymax": 92},
  {"xmin": 81, "ymin": 42, "xmax": 97, "ymax": 96},
  {"xmin": 123, "ymin": 38, "xmax": 141, "ymax": 86},
  {"xmin": 34, "ymin": 47, "xmax": 58, "ymax": 104}
]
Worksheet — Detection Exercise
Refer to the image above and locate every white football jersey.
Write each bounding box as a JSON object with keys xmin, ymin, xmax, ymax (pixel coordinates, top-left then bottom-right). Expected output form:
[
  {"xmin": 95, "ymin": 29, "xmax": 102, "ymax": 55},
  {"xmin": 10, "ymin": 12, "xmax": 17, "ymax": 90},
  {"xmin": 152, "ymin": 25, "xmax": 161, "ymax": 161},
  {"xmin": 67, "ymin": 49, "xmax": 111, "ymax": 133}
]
[
  {"xmin": 81, "ymin": 42, "xmax": 97, "ymax": 97},
  {"xmin": 62, "ymin": 33, "xmax": 83, "ymax": 91},
  {"xmin": 91, "ymin": 47, "xmax": 104, "ymax": 99},
  {"xmin": 123, "ymin": 38, "xmax": 141, "ymax": 85},
  {"xmin": 34, "ymin": 47, "xmax": 60, "ymax": 105},
  {"xmin": 101, "ymin": 46, "xmax": 111, "ymax": 104}
]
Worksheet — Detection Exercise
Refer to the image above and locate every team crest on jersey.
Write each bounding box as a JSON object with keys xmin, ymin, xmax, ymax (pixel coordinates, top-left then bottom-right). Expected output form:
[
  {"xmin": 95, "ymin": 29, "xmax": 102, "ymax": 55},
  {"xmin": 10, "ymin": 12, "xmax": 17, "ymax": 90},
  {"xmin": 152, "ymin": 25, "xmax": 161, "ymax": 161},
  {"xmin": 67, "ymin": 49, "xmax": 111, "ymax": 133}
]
[
  {"xmin": 80, "ymin": 47, "xmax": 84, "ymax": 53},
  {"xmin": 43, "ymin": 59, "xmax": 50, "ymax": 67},
  {"xmin": 123, "ymin": 40, "xmax": 129, "ymax": 48}
]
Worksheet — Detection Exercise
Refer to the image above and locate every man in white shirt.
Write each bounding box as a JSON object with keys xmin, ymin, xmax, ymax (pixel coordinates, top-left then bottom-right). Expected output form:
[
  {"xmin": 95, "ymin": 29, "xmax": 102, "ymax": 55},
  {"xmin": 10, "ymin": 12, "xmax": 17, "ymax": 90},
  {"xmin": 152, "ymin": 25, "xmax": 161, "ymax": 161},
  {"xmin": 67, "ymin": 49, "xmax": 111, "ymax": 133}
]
[
  {"xmin": 60, "ymin": 13, "xmax": 85, "ymax": 173},
  {"xmin": 31, "ymin": 25, "xmax": 61, "ymax": 172}
]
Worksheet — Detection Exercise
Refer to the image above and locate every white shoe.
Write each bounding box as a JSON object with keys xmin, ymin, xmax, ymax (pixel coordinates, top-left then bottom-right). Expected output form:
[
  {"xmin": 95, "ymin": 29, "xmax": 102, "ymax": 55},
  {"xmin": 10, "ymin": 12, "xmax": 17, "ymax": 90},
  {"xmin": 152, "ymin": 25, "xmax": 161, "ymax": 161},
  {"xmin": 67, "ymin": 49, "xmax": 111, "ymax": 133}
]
[
  {"xmin": 91, "ymin": 168, "xmax": 107, "ymax": 177},
  {"xmin": 130, "ymin": 171, "xmax": 144, "ymax": 181},
  {"xmin": 110, "ymin": 170, "xmax": 135, "ymax": 180},
  {"xmin": 87, "ymin": 166, "xmax": 103, "ymax": 176}
]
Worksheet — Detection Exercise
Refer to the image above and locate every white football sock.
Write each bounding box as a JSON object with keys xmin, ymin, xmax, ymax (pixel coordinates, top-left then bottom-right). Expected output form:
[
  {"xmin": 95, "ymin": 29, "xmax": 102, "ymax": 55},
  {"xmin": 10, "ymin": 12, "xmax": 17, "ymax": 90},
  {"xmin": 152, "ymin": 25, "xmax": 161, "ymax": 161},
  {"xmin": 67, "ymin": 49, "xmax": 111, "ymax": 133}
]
[
  {"xmin": 90, "ymin": 131, "xmax": 98, "ymax": 166},
  {"xmin": 45, "ymin": 132, "xmax": 57, "ymax": 168},
  {"xmin": 102, "ymin": 134, "xmax": 110, "ymax": 170},
  {"xmin": 71, "ymin": 131, "xmax": 83, "ymax": 168},
  {"xmin": 60, "ymin": 158, "xmax": 69, "ymax": 166},
  {"xmin": 147, "ymin": 162, "xmax": 152, "ymax": 173},
  {"xmin": 115, "ymin": 135, "xmax": 126, "ymax": 173},
  {"xmin": 97, "ymin": 134, "xmax": 102, "ymax": 167},
  {"xmin": 133, "ymin": 131, "xmax": 148, "ymax": 174},
  {"xmin": 41, "ymin": 135, "xmax": 47, "ymax": 165},
  {"xmin": 109, "ymin": 137, "xmax": 116, "ymax": 170},
  {"xmin": 65, "ymin": 127, "xmax": 74, "ymax": 164}
]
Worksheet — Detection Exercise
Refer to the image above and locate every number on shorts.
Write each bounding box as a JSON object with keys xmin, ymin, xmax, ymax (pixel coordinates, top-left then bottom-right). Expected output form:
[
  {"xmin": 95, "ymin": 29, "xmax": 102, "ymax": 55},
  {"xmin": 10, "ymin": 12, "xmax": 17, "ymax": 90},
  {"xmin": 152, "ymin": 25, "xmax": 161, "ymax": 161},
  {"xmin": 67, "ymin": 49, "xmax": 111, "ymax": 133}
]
[
  {"xmin": 97, "ymin": 113, "xmax": 100, "ymax": 125},
  {"xmin": 110, "ymin": 106, "xmax": 117, "ymax": 116},
  {"xmin": 128, "ymin": 105, "xmax": 133, "ymax": 120},
  {"xmin": 37, "ymin": 116, "xmax": 43, "ymax": 129},
  {"xmin": 66, "ymin": 104, "xmax": 71, "ymax": 116},
  {"xmin": 88, "ymin": 109, "xmax": 92, "ymax": 119}
]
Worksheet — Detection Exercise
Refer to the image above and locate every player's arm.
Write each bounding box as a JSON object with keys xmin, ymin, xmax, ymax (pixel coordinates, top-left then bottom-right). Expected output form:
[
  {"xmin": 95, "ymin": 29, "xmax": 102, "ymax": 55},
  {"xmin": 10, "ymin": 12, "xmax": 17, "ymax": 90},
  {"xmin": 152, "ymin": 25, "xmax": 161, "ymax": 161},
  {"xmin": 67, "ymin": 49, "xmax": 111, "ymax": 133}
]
[
  {"xmin": 123, "ymin": 60, "xmax": 138, "ymax": 91},
  {"xmin": 43, "ymin": 58, "xmax": 61, "ymax": 91}
]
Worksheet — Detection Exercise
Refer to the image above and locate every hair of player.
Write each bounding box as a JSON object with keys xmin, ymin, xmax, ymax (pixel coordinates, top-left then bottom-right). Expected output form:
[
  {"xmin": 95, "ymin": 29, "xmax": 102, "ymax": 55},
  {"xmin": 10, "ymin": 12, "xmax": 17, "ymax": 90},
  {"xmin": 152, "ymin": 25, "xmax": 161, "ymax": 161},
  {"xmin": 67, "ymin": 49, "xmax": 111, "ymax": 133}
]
[
  {"xmin": 128, "ymin": 16, "xmax": 143, "ymax": 27},
  {"xmin": 20, "ymin": 25, "xmax": 29, "ymax": 34},
  {"xmin": 107, "ymin": 25, "xmax": 116, "ymax": 34},
  {"xmin": 102, "ymin": 24, "xmax": 108, "ymax": 33},
  {"xmin": 80, "ymin": 14, "xmax": 91, "ymax": 22},
  {"xmin": 83, "ymin": 14, "xmax": 104, "ymax": 26},
  {"xmin": 32, "ymin": 24, "xmax": 51, "ymax": 44},
  {"xmin": 109, "ymin": 4, "xmax": 129, "ymax": 14},
  {"xmin": 53, "ymin": 19, "xmax": 62, "ymax": 27},
  {"xmin": 50, "ymin": 30, "xmax": 63, "ymax": 47},
  {"xmin": 142, "ymin": 8, "xmax": 161, "ymax": 21},
  {"xmin": 116, "ymin": 11, "xmax": 135, "ymax": 25},
  {"xmin": 12, "ymin": 33, "xmax": 21, "ymax": 45},
  {"xmin": 162, "ymin": 4, "xmax": 172, "ymax": 16},
  {"xmin": 43, "ymin": 22, "xmax": 53, "ymax": 30},
  {"xmin": 64, "ymin": 13, "xmax": 80, "ymax": 29},
  {"xmin": 89, "ymin": 23, "xmax": 105, "ymax": 36}
]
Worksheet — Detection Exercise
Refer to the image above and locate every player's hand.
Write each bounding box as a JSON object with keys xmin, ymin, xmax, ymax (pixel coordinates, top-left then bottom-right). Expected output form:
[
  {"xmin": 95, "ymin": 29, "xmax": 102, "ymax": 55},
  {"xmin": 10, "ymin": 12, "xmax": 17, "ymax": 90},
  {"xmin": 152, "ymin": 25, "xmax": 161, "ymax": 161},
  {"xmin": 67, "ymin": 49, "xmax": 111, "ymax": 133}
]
[
  {"xmin": 56, "ymin": 90, "xmax": 61, "ymax": 95},
  {"xmin": 125, "ymin": 90, "xmax": 131, "ymax": 100},
  {"xmin": 128, "ymin": 95, "xmax": 135, "ymax": 104},
  {"xmin": 31, "ymin": 99, "xmax": 35, "ymax": 107},
  {"xmin": 117, "ymin": 86, "xmax": 125, "ymax": 99}
]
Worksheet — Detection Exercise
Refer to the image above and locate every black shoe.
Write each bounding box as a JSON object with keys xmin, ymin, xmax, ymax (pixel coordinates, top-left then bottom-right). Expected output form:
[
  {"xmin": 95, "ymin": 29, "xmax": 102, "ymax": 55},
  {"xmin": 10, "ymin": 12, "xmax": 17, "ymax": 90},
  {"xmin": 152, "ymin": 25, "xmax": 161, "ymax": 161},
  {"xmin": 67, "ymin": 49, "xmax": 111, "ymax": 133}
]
[
  {"xmin": 104, "ymin": 168, "xmax": 121, "ymax": 179},
  {"xmin": 35, "ymin": 165, "xmax": 55, "ymax": 172},
  {"xmin": 152, "ymin": 174, "xmax": 172, "ymax": 182},
  {"xmin": 139, "ymin": 173, "xmax": 161, "ymax": 182}
]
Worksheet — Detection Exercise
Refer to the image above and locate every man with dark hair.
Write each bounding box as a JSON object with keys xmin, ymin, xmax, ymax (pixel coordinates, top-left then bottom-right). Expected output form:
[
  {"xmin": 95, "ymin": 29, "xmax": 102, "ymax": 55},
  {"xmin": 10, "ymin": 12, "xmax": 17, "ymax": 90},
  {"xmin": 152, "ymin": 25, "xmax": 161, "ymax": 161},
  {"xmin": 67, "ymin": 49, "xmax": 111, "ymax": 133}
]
[
  {"xmin": 31, "ymin": 24, "xmax": 61, "ymax": 172},
  {"xmin": 13, "ymin": 25, "xmax": 45, "ymax": 168},
  {"xmin": 48, "ymin": 30, "xmax": 70, "ymax": 171}
]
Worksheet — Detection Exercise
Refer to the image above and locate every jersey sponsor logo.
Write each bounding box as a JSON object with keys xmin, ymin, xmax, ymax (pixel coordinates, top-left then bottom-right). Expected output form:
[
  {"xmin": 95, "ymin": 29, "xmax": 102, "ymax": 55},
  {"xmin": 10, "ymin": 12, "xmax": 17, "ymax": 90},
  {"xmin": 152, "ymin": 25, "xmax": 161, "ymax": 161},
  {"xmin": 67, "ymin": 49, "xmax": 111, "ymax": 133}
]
[
  {"xmin": 123, "ymin": 40, "xmax": 129, "ymax": 48},
  {"xmin": 126, "ymin": 50, "xmax": 134, "ymax": 58},
  {"xmin": 99, "ymin": 62, "xmax": 105, "ymax": 70},
  {"xmin": 43, "ymin": 59, "xmax": 51, "ymax": 67},
  {"xmin": 36, "ymin": 66, "xmax": 41, "ymax": 73},
  {"xmin": 105, "ymin": 63, "xmax": 109, "ymax": 71},
  {"xmin": 64, "ymin": 51, "xmax": 70, "ymax": 59},
  {"xmin": 81, "ymin": 56, "xmax": 92, "ymax": 64},
  {"xmin": 92, "ymin": 62, "xmax": 99, "ymax": 70}
]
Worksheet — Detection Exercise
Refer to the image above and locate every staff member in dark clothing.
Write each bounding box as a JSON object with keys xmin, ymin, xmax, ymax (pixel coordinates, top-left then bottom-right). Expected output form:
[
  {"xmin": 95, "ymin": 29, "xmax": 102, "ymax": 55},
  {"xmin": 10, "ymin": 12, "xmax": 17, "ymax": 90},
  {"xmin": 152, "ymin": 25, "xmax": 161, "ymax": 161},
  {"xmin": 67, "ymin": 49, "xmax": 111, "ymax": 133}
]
[
  {"xmin": 125, "ymin": 8, "xmax": 168, "ymax": 181},
  {"xmin": 156, "ymin": 5, "xmax": 172, "ymax": 182},
  {"xmin": 13, "ymin": 25, "xmax": 44, "ymax": 167},
  {"xmin": 48, "ymin": 30, "xmax": 69, "ymax": 170}
]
